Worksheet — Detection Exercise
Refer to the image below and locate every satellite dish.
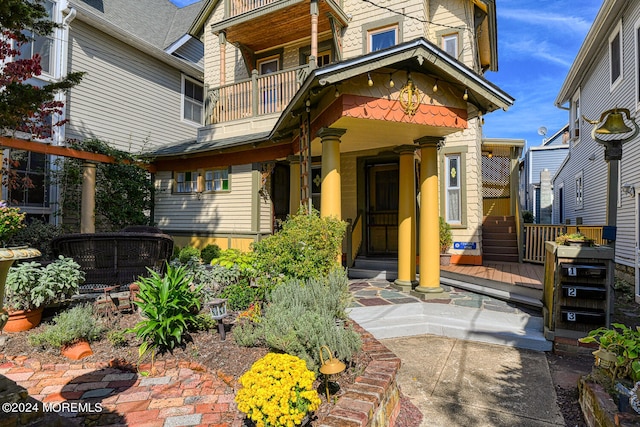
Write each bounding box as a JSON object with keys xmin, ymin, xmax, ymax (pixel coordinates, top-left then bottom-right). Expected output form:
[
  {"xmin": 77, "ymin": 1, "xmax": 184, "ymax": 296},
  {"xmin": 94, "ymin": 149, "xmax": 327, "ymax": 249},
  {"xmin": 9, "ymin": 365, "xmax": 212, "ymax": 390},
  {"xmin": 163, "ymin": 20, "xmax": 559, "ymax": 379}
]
[{"xmin": 537, "ymin": 126, "xmax": 548, "ymax": 136}]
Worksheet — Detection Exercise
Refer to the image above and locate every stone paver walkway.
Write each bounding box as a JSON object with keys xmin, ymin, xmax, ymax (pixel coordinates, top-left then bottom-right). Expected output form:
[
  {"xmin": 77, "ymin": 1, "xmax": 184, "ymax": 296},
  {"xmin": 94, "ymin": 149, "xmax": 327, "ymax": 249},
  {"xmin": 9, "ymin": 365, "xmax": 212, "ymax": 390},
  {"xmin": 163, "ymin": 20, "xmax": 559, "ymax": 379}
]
[{"xmin": 0, "ymin": 355, "xmax": 242, "ymax": 427}]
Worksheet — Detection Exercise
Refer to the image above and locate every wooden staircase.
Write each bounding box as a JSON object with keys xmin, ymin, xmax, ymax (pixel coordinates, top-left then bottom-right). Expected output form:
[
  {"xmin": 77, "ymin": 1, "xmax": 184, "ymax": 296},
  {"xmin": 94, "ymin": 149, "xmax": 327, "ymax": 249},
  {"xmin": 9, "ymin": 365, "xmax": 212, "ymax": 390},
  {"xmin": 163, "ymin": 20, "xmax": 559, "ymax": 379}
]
[{"xmin": 482, "ymin": 216, "xmax": 519, "ymax": 263}]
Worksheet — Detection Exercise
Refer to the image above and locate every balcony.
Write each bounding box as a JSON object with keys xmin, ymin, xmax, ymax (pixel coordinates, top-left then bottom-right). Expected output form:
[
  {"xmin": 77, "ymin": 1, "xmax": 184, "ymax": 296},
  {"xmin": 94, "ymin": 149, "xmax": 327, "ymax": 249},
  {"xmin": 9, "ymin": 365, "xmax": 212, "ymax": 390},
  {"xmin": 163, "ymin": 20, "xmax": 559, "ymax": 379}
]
[
  {"xmin": 214, "ymin": 0, "xmax": 348, "ymax": 53},
  {"xmin": 206, "ymin": 65, "xmax": 309, "ymax": 125}
]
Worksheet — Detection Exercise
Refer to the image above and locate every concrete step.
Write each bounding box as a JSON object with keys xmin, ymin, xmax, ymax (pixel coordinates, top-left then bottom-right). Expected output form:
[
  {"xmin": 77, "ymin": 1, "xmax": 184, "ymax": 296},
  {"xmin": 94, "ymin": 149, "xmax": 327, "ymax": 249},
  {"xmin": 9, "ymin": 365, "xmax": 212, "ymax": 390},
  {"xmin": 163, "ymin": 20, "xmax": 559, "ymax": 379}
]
[{"xmin": 348, "ymin": 302, "xmax": 551, "ymax": 352}]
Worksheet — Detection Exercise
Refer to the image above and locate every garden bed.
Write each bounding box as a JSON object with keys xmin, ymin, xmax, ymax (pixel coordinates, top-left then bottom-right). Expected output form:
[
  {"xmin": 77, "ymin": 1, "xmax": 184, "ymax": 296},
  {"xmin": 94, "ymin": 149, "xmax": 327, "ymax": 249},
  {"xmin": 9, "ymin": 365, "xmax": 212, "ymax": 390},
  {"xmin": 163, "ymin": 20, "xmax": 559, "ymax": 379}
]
[{"xmin": 0, "ymin": 307, "xmax": 420, "ymax": 426}]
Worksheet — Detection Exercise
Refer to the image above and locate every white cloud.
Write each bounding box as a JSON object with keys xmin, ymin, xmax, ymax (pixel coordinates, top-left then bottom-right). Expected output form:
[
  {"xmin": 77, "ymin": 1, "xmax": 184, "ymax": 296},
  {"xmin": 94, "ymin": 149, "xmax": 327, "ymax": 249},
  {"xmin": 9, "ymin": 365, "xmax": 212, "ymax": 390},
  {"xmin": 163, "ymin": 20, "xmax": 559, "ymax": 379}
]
[
  {"xmin": 498, "ymin": 9, "xmax": 593, "ymax": 35},
  {"xmin": 501, "ymin": 38, "xmax": 574, "ymax": 68}
]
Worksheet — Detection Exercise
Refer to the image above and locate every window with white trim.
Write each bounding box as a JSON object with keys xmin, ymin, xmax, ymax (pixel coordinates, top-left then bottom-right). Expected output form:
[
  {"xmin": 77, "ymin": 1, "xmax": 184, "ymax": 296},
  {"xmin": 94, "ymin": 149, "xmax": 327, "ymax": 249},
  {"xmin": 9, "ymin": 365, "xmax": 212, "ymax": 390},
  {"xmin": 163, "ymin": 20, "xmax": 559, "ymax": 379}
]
[
  {"xmin": 205, "ymin": 168, "xmax": 229, "ymax": 191},
  {"xmin": 182, "ymin": 76, "xmax": 204, "ymax": 124},
  {"xmin": 445, "ymin": 154, "xmax": 461, "ymax": 223},
  {"xmin": 442, "ymin": 33, "xmax": 459, "ymax": 58},
  {"xmin": 571, "ymin": 90, "xmax": 581, "ymax": 142},
  {"xmin": 175, "ymin": 171, "xmax": 199, "ymax": 193},
  {"xmin": 368, "ymin": 25, "xmax": 398, "ymax": 52},
  {"xmin": 610, "ymin": 21, "xmax": 623, "ymax": 89},
  {"xmin": 17, "ymin": 0, "xmax": 55, "ymax": 75},
  {"xmin": 635, "ymin": 18, "xmax": 640, "ymax": 107},
  {"xmin": 575, "ymin": 171, "xmax": 583, "ymax": 210}
]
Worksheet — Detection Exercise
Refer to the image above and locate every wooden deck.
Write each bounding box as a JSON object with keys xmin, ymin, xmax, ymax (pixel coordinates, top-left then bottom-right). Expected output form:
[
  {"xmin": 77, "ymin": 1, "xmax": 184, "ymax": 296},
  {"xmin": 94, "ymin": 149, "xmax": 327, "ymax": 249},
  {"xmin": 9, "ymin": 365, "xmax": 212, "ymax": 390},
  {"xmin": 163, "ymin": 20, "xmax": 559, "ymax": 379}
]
[{"xmin": 441, "ymin": 261, "xmax": 545, "ymax": 290}]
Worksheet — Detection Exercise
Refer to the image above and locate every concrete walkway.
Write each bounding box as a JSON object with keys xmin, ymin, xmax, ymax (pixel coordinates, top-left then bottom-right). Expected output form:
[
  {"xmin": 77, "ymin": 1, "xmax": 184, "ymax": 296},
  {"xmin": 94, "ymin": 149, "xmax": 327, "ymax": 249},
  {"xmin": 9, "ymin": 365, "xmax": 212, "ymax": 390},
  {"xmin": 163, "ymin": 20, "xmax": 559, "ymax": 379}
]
[{"xmin": 382, "ymin": 335, "xmax": 564, "ymax": 427}]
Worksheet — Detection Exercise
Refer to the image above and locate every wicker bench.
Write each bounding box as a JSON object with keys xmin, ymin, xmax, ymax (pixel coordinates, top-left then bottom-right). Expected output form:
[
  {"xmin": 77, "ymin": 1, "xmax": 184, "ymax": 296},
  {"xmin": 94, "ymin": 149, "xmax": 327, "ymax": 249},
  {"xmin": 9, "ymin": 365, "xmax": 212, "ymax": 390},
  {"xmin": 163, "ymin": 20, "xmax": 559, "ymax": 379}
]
[{"xmin": 51, "ymin": 231, "xmax": 174, "ymax": 294}]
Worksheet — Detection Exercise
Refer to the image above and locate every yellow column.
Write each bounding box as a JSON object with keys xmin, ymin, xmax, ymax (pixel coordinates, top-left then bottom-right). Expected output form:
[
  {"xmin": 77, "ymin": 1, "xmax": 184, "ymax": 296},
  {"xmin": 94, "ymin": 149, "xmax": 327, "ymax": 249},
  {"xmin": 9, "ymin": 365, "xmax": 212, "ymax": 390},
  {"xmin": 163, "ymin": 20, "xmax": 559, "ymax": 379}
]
[
  {"xmin": 317, "ymin": 127, "xmax": 346, "ymax": 220},
  {"xmin": 288, "ymin": 155, "xmax": 301, "ymax": 215},
  {"xmin": 414, "ymin": 137, "xmax": 443, "ymax": 294},
  {"xmin": 81, "ymin": 162, "xmax": 97, "ymax": 233},
  {"xmin": 394, "ymin": 145, "xmax": 417, "ymax": 291}
]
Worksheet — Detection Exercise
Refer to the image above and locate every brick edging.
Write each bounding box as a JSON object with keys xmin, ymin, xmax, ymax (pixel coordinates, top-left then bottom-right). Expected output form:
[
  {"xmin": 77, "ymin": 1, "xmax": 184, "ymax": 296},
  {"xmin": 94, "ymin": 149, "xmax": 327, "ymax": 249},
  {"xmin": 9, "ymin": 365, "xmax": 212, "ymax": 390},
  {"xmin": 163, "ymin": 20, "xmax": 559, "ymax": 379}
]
[{"xmin": 319, "ymin": 322, "xmax": 402, "ymax": 427}]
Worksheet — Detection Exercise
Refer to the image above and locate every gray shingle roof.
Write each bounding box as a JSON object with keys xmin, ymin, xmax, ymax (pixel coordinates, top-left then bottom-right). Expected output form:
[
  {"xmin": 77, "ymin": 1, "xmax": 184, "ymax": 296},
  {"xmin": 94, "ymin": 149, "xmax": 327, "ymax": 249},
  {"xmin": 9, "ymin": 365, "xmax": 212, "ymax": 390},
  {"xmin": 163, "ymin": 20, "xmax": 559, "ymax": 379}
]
[
  {"xmin": 145, "ymin": 132, "xmax": 272, "ymax": 157},
  {"xmin": 75, "ymin": 0, "xmax": 204, "ymax": 49}
]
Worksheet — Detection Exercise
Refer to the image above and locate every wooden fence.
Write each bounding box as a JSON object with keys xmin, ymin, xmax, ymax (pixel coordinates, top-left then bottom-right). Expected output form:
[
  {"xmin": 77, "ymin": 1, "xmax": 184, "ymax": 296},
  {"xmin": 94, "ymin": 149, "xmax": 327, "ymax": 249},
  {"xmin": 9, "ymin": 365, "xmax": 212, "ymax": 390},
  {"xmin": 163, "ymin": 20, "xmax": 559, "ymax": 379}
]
[{"xmin": 523, "ymin": 224, "xmax": 605, "ymax": 264}]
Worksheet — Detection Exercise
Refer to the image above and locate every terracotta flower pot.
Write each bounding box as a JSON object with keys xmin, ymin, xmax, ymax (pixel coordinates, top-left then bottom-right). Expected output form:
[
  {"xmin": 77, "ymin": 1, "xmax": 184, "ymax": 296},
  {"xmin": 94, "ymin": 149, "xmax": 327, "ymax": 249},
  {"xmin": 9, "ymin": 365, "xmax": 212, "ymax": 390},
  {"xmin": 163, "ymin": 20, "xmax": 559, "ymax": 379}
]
[
  {"xmin": 3, "ymin": 307, "xmax": 44, "ymax": 333},
  {"xmin": 61, "ymin": 340, "xmax": 93, "ymax": 360}
]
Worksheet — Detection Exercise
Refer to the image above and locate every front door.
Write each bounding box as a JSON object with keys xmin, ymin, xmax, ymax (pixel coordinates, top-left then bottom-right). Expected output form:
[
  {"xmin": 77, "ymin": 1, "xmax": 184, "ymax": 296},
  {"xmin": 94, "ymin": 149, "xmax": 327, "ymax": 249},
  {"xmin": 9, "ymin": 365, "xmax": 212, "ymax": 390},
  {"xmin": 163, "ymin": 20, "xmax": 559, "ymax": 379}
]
[{"xmin": 366, "ymin": 163, "xmax": 398, "ymax": 255}]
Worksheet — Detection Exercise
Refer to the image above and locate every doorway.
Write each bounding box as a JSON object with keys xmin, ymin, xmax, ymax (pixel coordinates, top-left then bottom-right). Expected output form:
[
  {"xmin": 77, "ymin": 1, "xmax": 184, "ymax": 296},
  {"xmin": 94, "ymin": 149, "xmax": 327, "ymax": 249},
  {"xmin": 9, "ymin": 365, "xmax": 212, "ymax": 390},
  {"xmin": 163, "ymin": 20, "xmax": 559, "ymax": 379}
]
[{"xmin": 366, "ymin": 163, "xmax": 399, "ymax": 255}]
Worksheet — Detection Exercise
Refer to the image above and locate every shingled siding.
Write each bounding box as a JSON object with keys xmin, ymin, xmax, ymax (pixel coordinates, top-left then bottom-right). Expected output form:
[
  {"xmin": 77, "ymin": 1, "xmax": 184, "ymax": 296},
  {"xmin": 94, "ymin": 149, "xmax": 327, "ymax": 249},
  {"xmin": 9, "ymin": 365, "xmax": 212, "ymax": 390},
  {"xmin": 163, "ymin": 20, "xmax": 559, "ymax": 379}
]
[{"xmin": 320, "ymin": 322, "xmax": 401, "ymax": 427}]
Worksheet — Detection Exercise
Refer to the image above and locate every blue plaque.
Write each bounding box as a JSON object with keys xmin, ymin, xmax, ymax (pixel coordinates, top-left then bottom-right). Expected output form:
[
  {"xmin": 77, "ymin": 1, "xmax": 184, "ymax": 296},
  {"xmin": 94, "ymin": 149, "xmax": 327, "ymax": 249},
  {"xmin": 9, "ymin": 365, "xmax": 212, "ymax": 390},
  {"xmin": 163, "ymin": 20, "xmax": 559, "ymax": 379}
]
[{"xmin": 453, "ymin": 242, "xmax": 476, "ymax": 250}]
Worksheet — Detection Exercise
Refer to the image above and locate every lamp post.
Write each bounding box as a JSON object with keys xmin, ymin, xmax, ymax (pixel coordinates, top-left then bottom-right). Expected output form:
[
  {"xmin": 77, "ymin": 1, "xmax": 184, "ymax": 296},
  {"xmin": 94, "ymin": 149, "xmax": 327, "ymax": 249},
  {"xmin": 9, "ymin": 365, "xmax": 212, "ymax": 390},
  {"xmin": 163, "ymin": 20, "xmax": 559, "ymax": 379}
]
[{"xmin": 583, "ymin": 108, "xmax": 639, "ymax": 249}]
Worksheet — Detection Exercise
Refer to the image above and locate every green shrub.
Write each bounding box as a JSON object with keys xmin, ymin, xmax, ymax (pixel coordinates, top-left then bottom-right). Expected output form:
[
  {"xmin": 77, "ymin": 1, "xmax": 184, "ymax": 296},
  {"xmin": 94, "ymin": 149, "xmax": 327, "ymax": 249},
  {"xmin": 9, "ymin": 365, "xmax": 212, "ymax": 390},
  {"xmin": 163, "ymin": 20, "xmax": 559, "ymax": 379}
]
[
  {"xmin": 211, "ymin": 248, "xmax": 256, "ymax": 279},
  {"xmin": 522, "ymin": 210, "xmax": 535, "ymax": 223},
  {"xmin": 439, "ymin": 217, "xmax": 452, "ymax": 253},
  {"xmin": 220, "ymin": 283, "xmax": 262, "ymax": 311},
  {"xmin": 129, "ymin": 264, "xmax": 202, "ymax": 359},
  {"xmin": 251, "ymin": 209, "xmax": 347, "ymax": 286},
  {"xmin": 7, "ymin": 219, "xmax": 62, "ymax": 260},
  {"xmin": 201, "ymin": 244, "xmax": 221, "ymax": 264},
  {"xmin": 234, "ymin": 270, "xmax": 361, "ymax": 371},
  {"xmin": 29, "ymin": 304, "xmax": 105, "ymax": 349},
  {"xmin": 187, "ymin": 313, "xmax": 217, "ymax": 332},
  {"xmin": 178, "ymin": 246, "xmax": 201, "ymax": 264}
]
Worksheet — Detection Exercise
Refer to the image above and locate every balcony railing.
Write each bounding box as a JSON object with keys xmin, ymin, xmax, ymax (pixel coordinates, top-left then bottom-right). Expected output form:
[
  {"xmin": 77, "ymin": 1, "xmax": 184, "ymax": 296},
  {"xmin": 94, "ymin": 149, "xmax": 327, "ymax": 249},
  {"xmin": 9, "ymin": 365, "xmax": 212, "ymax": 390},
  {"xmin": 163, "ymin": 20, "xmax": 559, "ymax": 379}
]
[
  {"xmin": 229, "ymin": 0, "xmax": 280, "ymax": 17},
  {"xmin": 207, "ymin": 65, "xmax": 309, "ymax": 125}
]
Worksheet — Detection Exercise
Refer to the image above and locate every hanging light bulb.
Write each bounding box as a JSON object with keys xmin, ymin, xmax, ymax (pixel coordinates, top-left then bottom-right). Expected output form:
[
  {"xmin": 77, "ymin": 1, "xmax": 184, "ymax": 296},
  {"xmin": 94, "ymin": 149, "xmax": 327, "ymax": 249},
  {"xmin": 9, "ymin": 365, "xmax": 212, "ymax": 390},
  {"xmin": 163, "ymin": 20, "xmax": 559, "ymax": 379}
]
[
  {"xmin": 334, "ymin": 86, "xmax": 340, "ymax": 98},
  {"xmin": 463, "ymin": 88, "xmax": 468, "ymax": 101},
  {"xmin": 367, "ymin": 73, "xmax": 373, "ymax": 87},
  {"xmin": 432, "ymin": 79, "xmax": 438, "ymax": 93},
  {"xmin": 389, "ymin": 74, "xmax": 395, "ymax": 88}
]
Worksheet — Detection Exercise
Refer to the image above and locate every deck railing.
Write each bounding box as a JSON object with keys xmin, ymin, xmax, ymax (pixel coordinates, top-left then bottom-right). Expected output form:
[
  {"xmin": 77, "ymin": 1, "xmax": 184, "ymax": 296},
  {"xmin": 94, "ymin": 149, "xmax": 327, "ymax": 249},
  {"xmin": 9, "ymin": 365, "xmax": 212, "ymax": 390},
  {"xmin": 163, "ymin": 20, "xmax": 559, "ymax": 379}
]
[
  {"xmin": 228, "ymin": 0, "xmax": 279, "ymax": 17},
  {"xmin": 207, "ymin": 66, "xmax": 309, "ymax": 124},
  {"xmin": 523, "ymin": 224, "xmax": 605, "ymax": 264}
]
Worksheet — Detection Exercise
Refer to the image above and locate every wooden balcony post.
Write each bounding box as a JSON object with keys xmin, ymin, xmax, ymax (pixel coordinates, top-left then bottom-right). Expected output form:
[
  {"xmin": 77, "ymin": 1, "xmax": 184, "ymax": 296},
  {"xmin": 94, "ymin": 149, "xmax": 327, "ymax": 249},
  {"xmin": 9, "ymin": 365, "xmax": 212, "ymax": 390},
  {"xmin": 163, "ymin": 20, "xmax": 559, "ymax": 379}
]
[
  {"xmin": 219, "ymin": 32, "xmax": 226, "ymax": 86},
  {"xmin": 251, "ymin": 69, "xmax": 259, "ymax": 117},
  {"xmin": 310, "ymin": 0, "xmax": 318, "ymax": 67}
]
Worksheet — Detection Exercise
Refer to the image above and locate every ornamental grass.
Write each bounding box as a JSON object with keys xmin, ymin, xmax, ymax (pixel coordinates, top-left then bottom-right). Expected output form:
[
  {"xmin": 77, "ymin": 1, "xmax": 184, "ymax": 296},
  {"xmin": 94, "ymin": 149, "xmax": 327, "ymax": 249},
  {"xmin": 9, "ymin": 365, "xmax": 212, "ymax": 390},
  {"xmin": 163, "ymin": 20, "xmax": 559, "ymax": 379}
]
[{"xmin": 235, "ymin": 353, "xmax": 321, "ymax": 427}]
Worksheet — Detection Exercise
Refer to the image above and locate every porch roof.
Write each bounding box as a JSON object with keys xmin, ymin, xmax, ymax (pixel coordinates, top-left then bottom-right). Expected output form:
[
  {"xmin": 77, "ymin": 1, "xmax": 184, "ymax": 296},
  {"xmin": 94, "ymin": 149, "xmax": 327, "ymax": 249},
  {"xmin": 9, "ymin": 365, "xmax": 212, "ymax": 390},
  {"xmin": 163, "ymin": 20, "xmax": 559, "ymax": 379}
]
[{"xmin": 147, "ymin": 132, "xmax": 271, "ymax": 157}]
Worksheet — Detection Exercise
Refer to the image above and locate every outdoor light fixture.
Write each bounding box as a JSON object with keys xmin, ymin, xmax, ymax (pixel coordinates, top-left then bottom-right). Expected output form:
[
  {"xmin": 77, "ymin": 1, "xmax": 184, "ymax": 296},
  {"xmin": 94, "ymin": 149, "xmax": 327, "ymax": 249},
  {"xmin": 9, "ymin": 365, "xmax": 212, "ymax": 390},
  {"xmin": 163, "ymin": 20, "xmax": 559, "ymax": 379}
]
[
  {"xmin": 334, "ymin": 85, "xmax": 340, "ymax": 98},
  {"xmin": 319, "ymin": 345, "xmax": 345, "ymax": 401},
  {"xmin": 622, "ymin": 183, "xmax": 636, "ymax": 198},
  {"xmin": 206, "ymin": 298, "xmax": 228, "ymax": 340},
  {"xmin": 463, "ymin": 88, "xmax": 469, "ymax": 101},
  {"xmin": 367, "ymin": 72, "xmax": 373, "ymax": 87},
  {"xmin": 432, "ymin": 79, "xmax": 438, "ymax": 93},
  {"xmin": 389, "ymin": 74, "xmax": 395, "ymax": 88},
  {"xmin": 583, "ymin": 108, "xmax": 640, "ymax": 247}
]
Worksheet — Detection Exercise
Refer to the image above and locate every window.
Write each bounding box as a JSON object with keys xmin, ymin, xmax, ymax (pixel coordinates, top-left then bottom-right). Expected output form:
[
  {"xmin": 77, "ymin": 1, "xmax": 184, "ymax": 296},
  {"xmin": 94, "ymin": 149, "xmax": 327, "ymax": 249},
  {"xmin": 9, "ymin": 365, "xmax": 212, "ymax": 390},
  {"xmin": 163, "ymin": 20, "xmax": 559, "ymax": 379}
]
[
  {"xmin": 445, "ymin": 155, "xmax": 461, "ymax": 223},
  {"xmin": 575, "ymin": 171, "xmax": 583, "ymax": 209},
  {"xmin": 182, "ymin": 77, "xmax": 204, "ymax": 124},
  {"xmin": 316, "ymin": 50, "xmax": 331, "ymax": 67},
  {"xmin": 175, "ymin": 171, "xmax": 199, "ymax": 193},
  {"xmin": 17, "ymin": 0, "xmax": 55, "ymax": 75},
  {"xmin": 571, "ymin": 90, "xmax": 580, "ymax": 141},
  {"xmin": 368, "ymin": 25, "xmax": 398, "ymax": 52},
  {"xmin": 8, "ymin": 150, "xmax": 49, "ymax": 207},
  {"xmin": 635, "ymin": 19, "xmax": 640, "ymax": 107},
  {"xmin": 257, "ymin": 56, "xmax": 279, "ymax": 75},
  {"xmin": 442, "ymin": 33, "xmax": 459, "ymax": 58},
  {"xmin": 610, "ymin": 21, "xmax": 623, "ymax": 89},
  {"xmin": 205, "ymin": 168, "xmax": 229, "ymax": 191}
]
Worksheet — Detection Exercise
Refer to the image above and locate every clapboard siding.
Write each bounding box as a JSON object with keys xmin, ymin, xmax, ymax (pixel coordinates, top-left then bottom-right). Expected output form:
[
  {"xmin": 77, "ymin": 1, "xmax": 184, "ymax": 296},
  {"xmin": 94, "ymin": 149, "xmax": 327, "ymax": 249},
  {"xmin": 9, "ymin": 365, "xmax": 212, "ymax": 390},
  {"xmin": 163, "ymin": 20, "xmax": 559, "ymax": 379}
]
[
  {"xmin": 154, "ymin": 164, "xmax": 256, "ymax": 233},
  {"xmin": 65, "ymin": 20, "xmax": 198, "ymax": 153},
  {"xmin": 172, "ymin": 37, "xmax": 204, "ymax": 68},
  {"xmin": 554, "ymin": 1, "xmax": 640, "ymax": 266}
]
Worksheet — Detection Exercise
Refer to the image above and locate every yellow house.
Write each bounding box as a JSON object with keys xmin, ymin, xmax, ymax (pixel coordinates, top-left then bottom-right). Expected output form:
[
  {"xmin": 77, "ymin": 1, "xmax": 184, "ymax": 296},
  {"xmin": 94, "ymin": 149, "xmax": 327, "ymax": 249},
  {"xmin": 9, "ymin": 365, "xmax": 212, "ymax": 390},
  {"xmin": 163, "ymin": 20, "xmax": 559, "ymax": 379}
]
[{"xmin": 149, "ymin": 0, "xmax": 517, "ymax": 294}]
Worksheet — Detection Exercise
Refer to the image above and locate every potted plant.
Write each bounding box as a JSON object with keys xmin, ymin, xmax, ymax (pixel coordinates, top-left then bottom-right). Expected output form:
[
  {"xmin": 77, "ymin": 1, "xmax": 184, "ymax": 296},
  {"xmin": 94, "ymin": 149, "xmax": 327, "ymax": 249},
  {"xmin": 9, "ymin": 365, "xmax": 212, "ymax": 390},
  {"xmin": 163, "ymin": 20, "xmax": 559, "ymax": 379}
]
[
  {"xmin": 579, "ymin": 323, "xmax": 640, "ymax": 383},
  {"xmin": 440, "ymin": 217, "xmax": 453, "ymax": 266},
  {"xmin": 29, "ymin": 304, "xmax": 105, "ymax": 360},
  {"xmin": 3, "ymin": 256, "xmax": 84, "ymax": 332},
  {"xmin": 235, "ymin": 353, "xmax": 321, "ymax": 426},
  {"xmin": 555, "ymin": 232, "xmax": 594, "ymax": 247}
]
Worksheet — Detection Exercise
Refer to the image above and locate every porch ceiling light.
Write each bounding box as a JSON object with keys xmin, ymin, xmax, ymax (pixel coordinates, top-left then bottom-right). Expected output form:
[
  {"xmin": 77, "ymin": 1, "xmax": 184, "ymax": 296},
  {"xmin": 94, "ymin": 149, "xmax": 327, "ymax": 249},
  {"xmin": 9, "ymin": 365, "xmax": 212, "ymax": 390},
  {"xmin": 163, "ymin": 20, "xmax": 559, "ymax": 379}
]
[{"xmin": 367, "ymin": 72, "xmax": 374, "ymax": 87}]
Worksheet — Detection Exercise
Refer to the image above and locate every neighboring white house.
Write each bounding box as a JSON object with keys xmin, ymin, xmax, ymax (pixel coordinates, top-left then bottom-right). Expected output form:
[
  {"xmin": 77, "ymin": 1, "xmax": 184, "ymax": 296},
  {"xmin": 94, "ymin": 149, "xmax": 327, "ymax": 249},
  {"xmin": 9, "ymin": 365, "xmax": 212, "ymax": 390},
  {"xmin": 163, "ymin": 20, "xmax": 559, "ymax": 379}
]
[
  {"xmin": 520, "ymin": 125, "xmax": 569, "ymax": 224},
  {"xmin": 553, "ymin": 0, "xmax": 640, "ymax": 299},
  {"xmin": 4, "ymin": 0, "xmax": 205, "ymax": 223}
]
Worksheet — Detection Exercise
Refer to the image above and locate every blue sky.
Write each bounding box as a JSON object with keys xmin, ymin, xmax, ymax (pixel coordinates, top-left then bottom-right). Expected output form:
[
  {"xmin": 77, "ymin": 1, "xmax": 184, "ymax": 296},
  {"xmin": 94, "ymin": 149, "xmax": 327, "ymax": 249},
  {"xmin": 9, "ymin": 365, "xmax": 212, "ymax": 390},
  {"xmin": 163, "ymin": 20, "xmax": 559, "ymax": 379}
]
[{"xmin": 170, "ymin": 0, "xmax": 602, "ymax": 149}]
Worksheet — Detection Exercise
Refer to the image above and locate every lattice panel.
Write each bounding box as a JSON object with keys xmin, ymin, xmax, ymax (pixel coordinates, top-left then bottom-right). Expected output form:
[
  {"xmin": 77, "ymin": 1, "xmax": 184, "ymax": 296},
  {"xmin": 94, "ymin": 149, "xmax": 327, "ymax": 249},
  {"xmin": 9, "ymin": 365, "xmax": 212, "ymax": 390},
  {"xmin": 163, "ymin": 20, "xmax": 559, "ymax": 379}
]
[{"xmin": 482, "ymin": 155, "xmax": 510, "ymax": 198}]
